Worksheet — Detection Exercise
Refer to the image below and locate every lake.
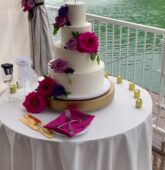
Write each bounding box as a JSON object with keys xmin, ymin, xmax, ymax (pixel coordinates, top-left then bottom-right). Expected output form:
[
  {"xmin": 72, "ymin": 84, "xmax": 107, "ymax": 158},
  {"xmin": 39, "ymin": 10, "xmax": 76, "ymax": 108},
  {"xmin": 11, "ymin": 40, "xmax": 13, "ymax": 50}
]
[{"xmin": 45, "ymin": 0, "xmax": 165, "ymax": 29}]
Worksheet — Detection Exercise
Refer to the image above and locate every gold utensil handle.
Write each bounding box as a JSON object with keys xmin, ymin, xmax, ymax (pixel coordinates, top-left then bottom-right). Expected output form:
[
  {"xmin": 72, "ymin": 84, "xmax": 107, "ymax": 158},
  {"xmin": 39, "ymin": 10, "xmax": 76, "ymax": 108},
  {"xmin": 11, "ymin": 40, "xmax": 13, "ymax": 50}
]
[
  {"xmin": 19, "ymin": 118, "xmax": 53, "ymax": 139},
  {"xmin": 23, "ymin": 114, "xmax": 53, "ymax": 135},
  {"xmin": 37, "ymin": 126, "xmax": 54, "ymax": 139},
  {"xmin": 19, "ymin": 118, "xmax": 37, "ymax": 130}
]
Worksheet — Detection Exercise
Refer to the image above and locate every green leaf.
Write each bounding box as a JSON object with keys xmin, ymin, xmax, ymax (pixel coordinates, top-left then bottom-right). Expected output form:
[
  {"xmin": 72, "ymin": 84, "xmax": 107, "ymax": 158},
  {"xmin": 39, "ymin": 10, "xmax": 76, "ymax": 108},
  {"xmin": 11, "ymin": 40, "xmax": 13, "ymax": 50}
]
[
  {"xmin": 53, "ymin": 26, "xmax": 59, "ymax": 36},
  {"xmin": 90, "ymin": 53, "xmax": 97, "ymax": 61},
  {"xmin": 72, "ymin": 31, "xmax": 79, "ymax": 38},
  {"xmin": 97, "ymin": 55, "xmax": 100, "ymax": 65},
  {"xmin": 75, "ymin": 31, "xmax": 79, "ymax": 37}
]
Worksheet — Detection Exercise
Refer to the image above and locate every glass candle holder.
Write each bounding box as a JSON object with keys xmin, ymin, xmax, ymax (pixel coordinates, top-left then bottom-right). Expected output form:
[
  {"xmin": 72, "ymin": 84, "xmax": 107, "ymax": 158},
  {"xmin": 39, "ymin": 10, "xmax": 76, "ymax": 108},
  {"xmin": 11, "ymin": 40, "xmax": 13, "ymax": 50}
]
[
  {"xmin": 129, "ymin": 82, "xmax": 135, "ymax": 90},
  {"xmin": 135, "ymin": 98, "xmax": 142, "ymax": 108},
  {"xmin": 117, "ymin": 76, "xmax": 123, "ymax": 84},
  {"xmin": 134, "ymin": 89, "xmax": 140, "ymax": 98},
  {"xmin": 10, "ymin": 84, "xmax": 17, "ymax": 94}
]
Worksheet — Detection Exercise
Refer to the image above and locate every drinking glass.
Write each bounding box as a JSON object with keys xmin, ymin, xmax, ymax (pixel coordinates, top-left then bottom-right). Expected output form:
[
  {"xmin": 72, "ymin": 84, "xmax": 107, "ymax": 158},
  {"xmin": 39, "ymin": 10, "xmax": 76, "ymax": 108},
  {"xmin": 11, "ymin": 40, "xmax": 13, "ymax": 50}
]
[
  {"xmin": 1, "ymin": 63, "xmax": 15, "ymax": 102},
  {"xmin": 1, "ymin": 63, "xmax": 13, "ymax": 85}
]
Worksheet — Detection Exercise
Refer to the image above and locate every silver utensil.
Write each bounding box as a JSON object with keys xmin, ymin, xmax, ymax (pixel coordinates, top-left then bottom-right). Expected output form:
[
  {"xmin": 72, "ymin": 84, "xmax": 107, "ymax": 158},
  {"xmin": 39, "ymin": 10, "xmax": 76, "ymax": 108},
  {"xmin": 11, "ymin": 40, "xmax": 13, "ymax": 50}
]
[
  {"xmin": 65, "ymin": 109, "xmax": 74, "ymax": 135},
  {"xmin": 57, "ymin": 119, "xmax": 80, "ymax": 129}
]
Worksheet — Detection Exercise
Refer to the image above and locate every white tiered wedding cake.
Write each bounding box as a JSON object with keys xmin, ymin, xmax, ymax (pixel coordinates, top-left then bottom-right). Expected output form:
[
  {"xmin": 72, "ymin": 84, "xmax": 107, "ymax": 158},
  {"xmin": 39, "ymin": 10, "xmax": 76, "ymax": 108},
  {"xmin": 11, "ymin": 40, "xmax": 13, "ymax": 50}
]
[
  {"xmin": 22, "ymin": 1, "xmax": 114, "ymax": 113},
  {"xmin": 48, "ymin": 2, "xmax": 109, "ymax": 99}
]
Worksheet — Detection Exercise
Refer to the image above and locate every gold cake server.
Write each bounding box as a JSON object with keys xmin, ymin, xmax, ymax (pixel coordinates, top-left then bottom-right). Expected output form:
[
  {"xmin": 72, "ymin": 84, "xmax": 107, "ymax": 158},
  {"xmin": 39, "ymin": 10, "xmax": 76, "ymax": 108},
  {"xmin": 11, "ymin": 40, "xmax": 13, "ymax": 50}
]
[
  {"xmin": 19, "ymin": 117, "xmax": 53, "ymax": 139},
  {"xmin": 23, "ymin": 114, "xmax": 53, "ymax": 135}
]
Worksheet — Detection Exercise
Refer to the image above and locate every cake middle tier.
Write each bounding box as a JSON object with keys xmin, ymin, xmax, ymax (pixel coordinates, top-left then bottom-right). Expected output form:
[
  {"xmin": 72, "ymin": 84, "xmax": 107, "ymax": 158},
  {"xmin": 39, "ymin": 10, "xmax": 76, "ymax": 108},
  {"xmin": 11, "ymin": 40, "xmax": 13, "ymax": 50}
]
[
  {"xmin": 54, "ymin": 41, "xmax": 100, "ymax": 73},
  {"xmin": 48, "ymin": 61, "xmax": 105, "ymax": 96},
  {"xmin": 61, "ymin": 22, "xmax": 92, "ymax": 46}
]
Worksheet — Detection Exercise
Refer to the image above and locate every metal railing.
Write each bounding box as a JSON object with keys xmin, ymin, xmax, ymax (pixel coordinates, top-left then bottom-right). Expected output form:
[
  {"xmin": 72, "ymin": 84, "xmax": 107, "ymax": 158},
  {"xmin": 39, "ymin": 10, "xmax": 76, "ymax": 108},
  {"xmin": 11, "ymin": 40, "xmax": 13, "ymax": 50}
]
[{"xmin": 46, "ymin": 5, "xmax": 165, "ymax": 145}]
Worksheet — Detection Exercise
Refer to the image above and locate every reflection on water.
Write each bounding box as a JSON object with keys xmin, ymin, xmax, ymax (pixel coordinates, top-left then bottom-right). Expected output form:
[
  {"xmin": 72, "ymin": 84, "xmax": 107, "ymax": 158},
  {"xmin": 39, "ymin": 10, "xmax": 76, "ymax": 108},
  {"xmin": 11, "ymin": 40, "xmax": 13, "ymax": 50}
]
[{"xmin": 46, "ymin": 0, "xmax": 165, "ymax": 93}]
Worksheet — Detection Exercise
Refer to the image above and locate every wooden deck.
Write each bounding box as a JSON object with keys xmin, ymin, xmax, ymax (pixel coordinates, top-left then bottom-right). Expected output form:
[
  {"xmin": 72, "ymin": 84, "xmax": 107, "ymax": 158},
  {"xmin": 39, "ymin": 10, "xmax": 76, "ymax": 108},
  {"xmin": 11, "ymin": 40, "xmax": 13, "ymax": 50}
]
[
  {"xmin": 153, "ymin": 150, "xmax": 165, "ymax": 170},
  {"xmin": 150, "ymin": 92, "xmax": 165, "ymax": 169},
  {"xmin": 150, "ymin": 92, "xmax": 165, "ymax": 155}
]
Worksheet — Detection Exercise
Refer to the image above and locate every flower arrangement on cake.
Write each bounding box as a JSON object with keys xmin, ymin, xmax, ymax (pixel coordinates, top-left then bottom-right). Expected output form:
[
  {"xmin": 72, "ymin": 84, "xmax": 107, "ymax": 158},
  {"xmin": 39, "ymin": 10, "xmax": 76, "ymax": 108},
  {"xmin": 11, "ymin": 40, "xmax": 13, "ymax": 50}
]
[
  {"xmin": 65, "ymin": 31, "xmax": 100, "ymax": 64},
  {"xmin": 21, "ymin": 0, "xmax": 35, "ymax": 12},
  {"xmin": 50, "ymin": 58, "xmax": 75, "ymax": 83},
  {"xmin": 23, "ymin": 76, "xmax": 69, "ymax": 113},
  {"xmin": 53, "ymin": 5, "xmax": 71, "ymax": 35}
]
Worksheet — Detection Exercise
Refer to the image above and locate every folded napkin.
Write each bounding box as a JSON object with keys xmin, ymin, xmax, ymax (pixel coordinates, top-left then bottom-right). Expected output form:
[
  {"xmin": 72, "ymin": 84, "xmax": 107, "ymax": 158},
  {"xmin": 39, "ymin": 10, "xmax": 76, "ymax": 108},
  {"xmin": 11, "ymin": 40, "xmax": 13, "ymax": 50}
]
[{"xmin": 44, "ymin": 108, "xmax": 95, "ymax": 137}]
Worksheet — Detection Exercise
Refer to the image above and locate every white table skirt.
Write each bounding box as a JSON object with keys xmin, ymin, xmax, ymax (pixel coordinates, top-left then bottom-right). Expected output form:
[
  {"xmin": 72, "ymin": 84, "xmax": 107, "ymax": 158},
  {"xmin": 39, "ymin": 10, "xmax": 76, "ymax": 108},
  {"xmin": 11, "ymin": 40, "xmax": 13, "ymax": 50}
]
[{"xmin": 0, "ymin": 77, "xmax": 152, "ymax": 170}]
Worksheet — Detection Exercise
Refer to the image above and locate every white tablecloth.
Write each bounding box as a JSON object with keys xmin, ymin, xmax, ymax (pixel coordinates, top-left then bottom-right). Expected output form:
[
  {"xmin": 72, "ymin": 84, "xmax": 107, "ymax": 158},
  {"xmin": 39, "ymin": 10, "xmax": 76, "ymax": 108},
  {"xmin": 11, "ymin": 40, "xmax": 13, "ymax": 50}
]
[{"xmin": 0, "ymin": 77, "xmax": 152, "ymax": 170}]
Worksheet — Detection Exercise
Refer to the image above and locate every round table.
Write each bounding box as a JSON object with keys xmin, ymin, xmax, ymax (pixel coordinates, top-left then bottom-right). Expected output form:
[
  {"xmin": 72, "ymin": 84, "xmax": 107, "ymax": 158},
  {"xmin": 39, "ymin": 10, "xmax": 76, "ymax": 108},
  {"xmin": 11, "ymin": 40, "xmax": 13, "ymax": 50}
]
[{"xmin": 0, "ymin": 77, "xmax": 152, "ymax": 170}]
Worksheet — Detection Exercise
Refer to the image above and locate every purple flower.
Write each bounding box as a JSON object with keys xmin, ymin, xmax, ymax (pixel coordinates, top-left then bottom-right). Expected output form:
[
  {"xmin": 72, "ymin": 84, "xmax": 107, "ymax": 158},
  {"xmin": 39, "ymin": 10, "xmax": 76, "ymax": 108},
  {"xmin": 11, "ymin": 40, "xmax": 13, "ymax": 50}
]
[
  {"xmin": 51, "ymin": 59, "xmax": 69, "ymax": 73},
  {"xmin": 55, "ymin": 15, "xmax": 68, "ymax": 28},
  {"xmin": 58, "ymin": 5, "xmax": 69, "ymax": 17},
  {"xmin": 27, "ymin": 0, "xmax": 35, "ymax": 8},
  {"xmin": 65, "ymin": 38, "xmax": 78, "ymax": 50},
  {"xmin": 53, "ymin": 84, "xmax": 67, "ymax": 97}
]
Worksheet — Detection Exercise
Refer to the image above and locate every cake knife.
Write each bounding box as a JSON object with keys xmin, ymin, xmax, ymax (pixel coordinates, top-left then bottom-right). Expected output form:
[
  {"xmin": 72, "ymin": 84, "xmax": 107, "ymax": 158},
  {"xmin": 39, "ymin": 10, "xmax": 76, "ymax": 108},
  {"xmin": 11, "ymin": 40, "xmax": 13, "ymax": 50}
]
[{"xmin": 19, "ymin": 117, "xmax": 53, "ymax": 139}]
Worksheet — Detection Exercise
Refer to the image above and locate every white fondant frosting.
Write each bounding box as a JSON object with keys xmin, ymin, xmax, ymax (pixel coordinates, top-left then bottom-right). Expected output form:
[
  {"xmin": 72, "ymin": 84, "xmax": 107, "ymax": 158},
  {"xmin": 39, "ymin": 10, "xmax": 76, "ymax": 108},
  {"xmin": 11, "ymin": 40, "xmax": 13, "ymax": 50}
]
[
  {"xmin": 67, "ymin": 2, "xmax": 86, "ymax": 26},
  {"xmin": 53, "ymin": 42, "xmax": 99, "ymax": 72},
  {"xmin": 61, "ymin": 22, "xmax": 92, "ymax": 46},
  {"xmin": 48, "ymin": 61, "xmax": 105, "ymax": 96},
  {"xmin": 48, "ymin": 1, "xmax": 107, "ymax": 98}
]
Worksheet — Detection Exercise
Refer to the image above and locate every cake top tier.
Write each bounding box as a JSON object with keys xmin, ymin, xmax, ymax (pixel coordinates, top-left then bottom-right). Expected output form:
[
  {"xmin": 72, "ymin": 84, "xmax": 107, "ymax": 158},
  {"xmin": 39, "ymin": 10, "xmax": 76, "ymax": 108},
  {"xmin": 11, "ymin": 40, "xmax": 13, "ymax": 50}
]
[{"xmin": 66, "ymin": 2, "xmax": 86, "ymax": 26}]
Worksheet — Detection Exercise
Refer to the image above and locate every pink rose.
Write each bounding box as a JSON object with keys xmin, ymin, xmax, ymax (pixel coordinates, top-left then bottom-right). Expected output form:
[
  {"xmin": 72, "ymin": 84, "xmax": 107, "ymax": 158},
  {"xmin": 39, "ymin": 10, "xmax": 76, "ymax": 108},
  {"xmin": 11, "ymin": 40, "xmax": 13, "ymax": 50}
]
[
  {"xmin": 51, "ymin": 59, "xmax": 69, "ymax": 73},
  {"xmin": 77, "ymin": 32, "xmax": 99, "ymax": 53},
  {"xmin": 66, "ymin": 38, "xmax": 78, "ymax": 50},
  {"xmin": 55, "ymin": 16, "xmax": 68, "ymax": 28},
  {"xmin": 37, "ymin": 76, "xmax": 57, "ymax": 97},
  {"xmin": 23, "ymin": 92, "xmax": 48, "ymax": 113}
]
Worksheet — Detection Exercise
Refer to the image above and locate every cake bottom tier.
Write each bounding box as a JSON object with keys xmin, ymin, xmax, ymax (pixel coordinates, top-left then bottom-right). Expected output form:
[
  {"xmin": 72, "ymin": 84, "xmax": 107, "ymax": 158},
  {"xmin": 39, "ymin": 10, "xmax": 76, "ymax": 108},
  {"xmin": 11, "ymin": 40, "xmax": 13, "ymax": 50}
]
[
  {"xmin": 49, "ymin": 80, "xmax": 115, "ymax": 112},
  {"xmin": 48, "ymin": 61, "xmax": 105, "ymax": 97}
]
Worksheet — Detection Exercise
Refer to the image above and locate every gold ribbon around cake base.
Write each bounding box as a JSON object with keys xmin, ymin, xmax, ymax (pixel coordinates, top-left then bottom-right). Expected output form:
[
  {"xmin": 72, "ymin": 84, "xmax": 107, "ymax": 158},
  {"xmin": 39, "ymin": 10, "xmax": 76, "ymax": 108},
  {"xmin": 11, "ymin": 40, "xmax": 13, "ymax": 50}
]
[{"xmin": 49, "ymin": 80, "xmax": 115, "ymax": 112}]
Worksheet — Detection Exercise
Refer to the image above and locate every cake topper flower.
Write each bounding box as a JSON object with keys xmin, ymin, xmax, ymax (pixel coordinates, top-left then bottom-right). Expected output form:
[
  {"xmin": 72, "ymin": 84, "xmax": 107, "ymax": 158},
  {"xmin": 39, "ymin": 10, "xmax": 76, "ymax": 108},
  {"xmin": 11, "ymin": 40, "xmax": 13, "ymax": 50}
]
[
  {"xmin": 65, "ymin": 32, "xmax": 100, "ymax": 64},
  {"xmin": 50, "ymin": 59, "xmax": 74, "ymax": 83},
  {"xmin": 53, "ymin": 5, "xmax": 71, "ymax": 35}
]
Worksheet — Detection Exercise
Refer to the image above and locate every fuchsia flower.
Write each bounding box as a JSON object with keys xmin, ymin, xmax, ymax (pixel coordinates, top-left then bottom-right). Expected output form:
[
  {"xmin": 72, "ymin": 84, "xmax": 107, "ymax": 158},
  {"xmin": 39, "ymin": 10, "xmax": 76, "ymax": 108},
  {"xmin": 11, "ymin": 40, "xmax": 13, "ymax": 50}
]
[
  {"xmin": 22, "ymin": 0, "xmax": 35, "ymax": 12},
  {"xmin": 65, "ymin": 31, "xmax": 100, "ymax": 64},
  {"xmin": 23, "ymin": 92, "xmax": 48, "ymax": 113},
  {"xmin": 65, "ymin": 38, "xmax": 78, "ymax": 50},
  {"xmin": 51, "ymin": 59, "xmax": 69, "ymax": 73},
  {"xmin": 53, "ymin": 5, "xmax": 70, "ymax": 35},
  {"xmin": 23, "ymin": 4, "xmax": 30, "ymax": 12},
  {"xmin": 77, "ymin": 32, "xmax": 99, "ymax": 53},
  {"xmin": 23, "ymin": 76, "xmax": 69, "ymax": 113},
  {"xmin": 37, "ymin": 76, "xmax": 57, "ymax": 97},
  {"xmin": 55, "ymin": 16, "xmax": 69, "ymax": 28}
]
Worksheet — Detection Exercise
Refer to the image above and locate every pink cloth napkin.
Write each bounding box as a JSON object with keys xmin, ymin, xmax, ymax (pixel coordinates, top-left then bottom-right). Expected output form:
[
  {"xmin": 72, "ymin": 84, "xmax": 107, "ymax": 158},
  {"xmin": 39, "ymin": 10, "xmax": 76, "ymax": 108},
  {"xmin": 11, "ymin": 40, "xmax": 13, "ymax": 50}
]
[{"xmin": 44, "ymin": 108, "xmax": 95, "ymax": 137}]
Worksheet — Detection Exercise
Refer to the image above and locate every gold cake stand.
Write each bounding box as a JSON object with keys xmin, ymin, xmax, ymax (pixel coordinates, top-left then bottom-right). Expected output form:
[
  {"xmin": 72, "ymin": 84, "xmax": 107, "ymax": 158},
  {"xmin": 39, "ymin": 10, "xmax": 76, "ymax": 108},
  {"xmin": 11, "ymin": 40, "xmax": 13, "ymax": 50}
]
[{"xmin": 49, "ymin": 80, "xmax": 115, "ymax": 112}]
